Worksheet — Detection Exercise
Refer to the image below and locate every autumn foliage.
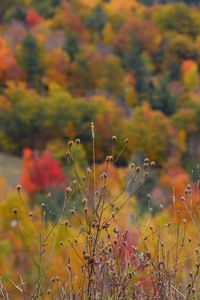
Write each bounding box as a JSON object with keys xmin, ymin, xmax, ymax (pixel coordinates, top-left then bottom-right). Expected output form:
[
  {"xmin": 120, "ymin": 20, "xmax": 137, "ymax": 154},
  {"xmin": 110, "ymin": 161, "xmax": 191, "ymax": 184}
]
[{"xmin": 20, "ymin": 148, "xmax": 65, "ymax": 195}]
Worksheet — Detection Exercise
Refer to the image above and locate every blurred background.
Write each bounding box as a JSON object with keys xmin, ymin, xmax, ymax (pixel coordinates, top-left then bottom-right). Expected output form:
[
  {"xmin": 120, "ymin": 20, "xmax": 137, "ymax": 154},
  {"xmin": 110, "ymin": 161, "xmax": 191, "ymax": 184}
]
[{"xmin": 0, "ymin": 0, "xmax": 200, "ymax": 294}]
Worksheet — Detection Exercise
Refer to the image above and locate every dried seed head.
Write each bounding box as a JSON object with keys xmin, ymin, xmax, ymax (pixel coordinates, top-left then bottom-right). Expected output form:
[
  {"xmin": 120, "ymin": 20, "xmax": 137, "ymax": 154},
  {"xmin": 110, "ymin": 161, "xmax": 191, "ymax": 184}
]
[
  {"xmin": 114, "ymin": 227, "xmax": 119, "ymax": 234},
  {"xmin": 188, "ymin": 237, "xmax": 192, "ymax": 242},
  {"xmin": 187, "ymin": 184, "xmax": 191, "ymax": 190},
  {"xmin": 64, "ymin": 220, "xmax": 68, "ymax": 227},
  {"xmin": 66, "ymin": 151, "xmax": 70, "ymax": 157},
  {"xmin": 76, "ymin": 138, "xmax": 80, "ymax": 144},
  {"xmin": 183, "ymin": 218, "xmax": 187, "ymax": 224},
  {"xmin": 91, "ymin": 122, "xmax": 95, "ymax": 138},
  {"xmin": 113, "ymin": 239, "xmax": 117, "ymax": 245},
  {"xmin": 16, "ymin": 184, "xmax": 22, "ymax": 192},
  {"xmin": 124, "ymin": 138, "xmax": 128, "ymax": 144},
  {"xmin": 47, "ymin": 192, "xmax": 51, "ymax": 199},
  {"xmin": 47, "ymin": 289, "xmax": 51, "ymax": 295},
  {"xmin": 41, "ymin": 203, "xmax": 46, "ymax": 208},
  {"xmin": 70, "ymin": 209, "xmax": 75, "ymax": 215},
  {"xmin": 56, "ymin": 276, "xmax": 60, "ymax": 282},
  {"xmin": 166, "ymin": 222, "xmax": 171, "ymax": 228},
  {"xmin": 130, "ymin": 163, "xmax": 135, "ymax": 171},
  {"xmin": 68, "ymin": 140, "xmax": 73, "ymax": 147},
  {"xmin": 112, "ymin": 135, "xmax": 117, "ymax": 141},
  {"xmin": 159, "ymin": 204, "xmax": 164, "ymax": 211},
  {"xmin": 29, "ymin": 212, "xmax": 33, "ymax": 217},
  {"xmin": 144, "ymin": 172, "xmax": 149, "ymax": 178},
  {"xmin": 84, "ymin": 207, "xmax": 88, "ymax": 214},
  {"xmin": 143, "ymin": 162, "xmax": 149, "ymax": 168},
  {"xmin": 151, "ymin": 161, "xmax": 156, "ymax": 167},
  {"xmin": 82, "ymin": 198, "xmax": 87, "ymax": 205},
  {"xmin": 65, "ymin": 187, "xmax": 72, "ymax": 193},
  {"xmin": 144, "ymin": 158, "xmax": 150, "ymax": 163},
  {"xmin": 82, "ymin": 175, "xmax": 86, "ymax": 181},
  {"xmin": 72, "ymin": 180, "xmax": 77, "ymax": 186},
  {"xmin": 51, "ymin": 277, "xmax": 55, "ymax": 283},
  {"xmin": 59, "ymin": 241, "xmax": 64, "ymax": 246},
  {"xmin": 149, "ymin": 226, "xmax": 153, "ymax": 231},
  {"xmin": 136, "ymin": 166, "xmax": 141, "ymax": 173},
  {"xmin": 147, "ymin": 194, "xmax": 151, "ymax": 200},
  {"xmin": 86, "ymin": 167, "xmax": 91, "ymax": 174},
  {"xmin": 12, "ymin": 208, "xmax": 18, "ymax": 215},
  {"xmin": 181, "ymin": 196, "xmax": 185, "ymax": 202},
  {"xmin": 106, "ymin": 155, "xmax": 113, "ymax": 162}
]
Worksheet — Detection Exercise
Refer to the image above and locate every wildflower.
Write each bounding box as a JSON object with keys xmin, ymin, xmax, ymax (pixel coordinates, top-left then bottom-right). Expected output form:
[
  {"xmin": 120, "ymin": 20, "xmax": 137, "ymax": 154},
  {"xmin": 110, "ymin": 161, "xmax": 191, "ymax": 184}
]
[{"xmin": 76, "ymin": 138, "xmax": 80, "ymax": 144}]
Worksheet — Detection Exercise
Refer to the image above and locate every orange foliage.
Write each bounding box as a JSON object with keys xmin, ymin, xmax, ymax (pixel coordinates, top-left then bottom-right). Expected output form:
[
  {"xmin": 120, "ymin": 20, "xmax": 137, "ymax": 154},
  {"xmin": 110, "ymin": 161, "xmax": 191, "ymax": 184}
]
[
  {"xmin": 20, "ymin": 148, "xmax": 36, "ymax": 195},
  {"xmin": 181, "ymin": 59, "xmax": 195, "ymax": 76},
  {"xmin": 160, "ymin": 166, "xmax": 189, "ymax": 200},
  {"xmin": 115, "ymin": 19, "xmax": 161, "ymax": 54}
]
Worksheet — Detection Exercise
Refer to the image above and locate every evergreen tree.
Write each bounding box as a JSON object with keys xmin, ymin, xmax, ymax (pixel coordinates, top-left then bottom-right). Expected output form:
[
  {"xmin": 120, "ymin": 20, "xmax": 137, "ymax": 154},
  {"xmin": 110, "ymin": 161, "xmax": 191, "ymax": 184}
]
[
  {"xmin": 148, "ymin": 75, "xmax": 177, "ymax": 116},
  {"xmin": 22, "ymin": 34, "xmax": 42, "ymax": 86},
  {"xmin": 122, "ymin": 34, "xmax": 150, "ymax": 98},
  {"xmin": 64, "ymin": 34, "xmax": 79, "ymax": 62},
  {"xmin": 85, "ymin": 5, "xmax": 107, "ymax": 35}
]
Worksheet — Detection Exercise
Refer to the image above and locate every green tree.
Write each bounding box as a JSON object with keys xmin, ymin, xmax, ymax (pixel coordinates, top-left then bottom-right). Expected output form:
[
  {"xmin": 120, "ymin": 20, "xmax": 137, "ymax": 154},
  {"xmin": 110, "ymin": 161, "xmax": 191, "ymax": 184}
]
[{"xmin": 21, "ymin": 34, "xmax": 42, "ymax": 87}]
